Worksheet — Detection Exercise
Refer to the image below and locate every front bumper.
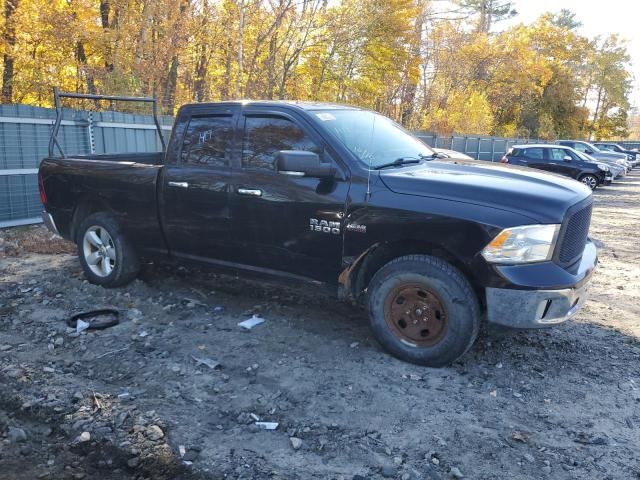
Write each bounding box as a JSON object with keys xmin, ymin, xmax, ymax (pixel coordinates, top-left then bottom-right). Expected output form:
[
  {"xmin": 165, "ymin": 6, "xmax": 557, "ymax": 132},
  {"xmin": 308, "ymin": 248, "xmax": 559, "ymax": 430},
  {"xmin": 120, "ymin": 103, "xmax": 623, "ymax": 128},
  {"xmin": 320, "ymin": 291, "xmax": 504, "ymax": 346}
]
[
  {"xmin": 42, "ymin": 210, "xmax": 60, "ymax": 236},
  {"xmin": 485, "ymin": 241, "xmax": 597, "ymax": 328}
]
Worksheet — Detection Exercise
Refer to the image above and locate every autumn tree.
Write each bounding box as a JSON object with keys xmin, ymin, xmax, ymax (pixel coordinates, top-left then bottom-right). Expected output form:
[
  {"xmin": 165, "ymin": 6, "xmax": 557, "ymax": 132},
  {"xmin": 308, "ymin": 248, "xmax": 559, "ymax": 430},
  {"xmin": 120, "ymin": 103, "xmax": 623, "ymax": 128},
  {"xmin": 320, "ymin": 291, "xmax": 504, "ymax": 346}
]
[{"xmin": 0, "ymin": 1, "xmax": 634, "ymax": 139}]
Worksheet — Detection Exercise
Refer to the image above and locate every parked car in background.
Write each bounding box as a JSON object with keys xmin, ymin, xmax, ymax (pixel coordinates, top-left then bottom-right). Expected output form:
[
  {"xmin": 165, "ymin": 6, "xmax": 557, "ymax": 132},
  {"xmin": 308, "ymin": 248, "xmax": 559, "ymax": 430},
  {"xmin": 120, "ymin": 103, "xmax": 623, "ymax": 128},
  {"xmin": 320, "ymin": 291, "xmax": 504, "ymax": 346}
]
[
  {"xmin": 432, "ymin": 147, "xmax": 474, "ymax": 160},
  {"xmin": 572, "ymin": 150, "xmax": 624, "ymax": 180},
  {"xmin": 556, "ymin": 140, "xmax": 631, "ymax": 173},
  {"xmin": 593, "ymin": 142, "xmax": 639, "ymax": 167},
  {"xmin": 502, "ymin": 144, "xmax": 611, "ymax": 190}
]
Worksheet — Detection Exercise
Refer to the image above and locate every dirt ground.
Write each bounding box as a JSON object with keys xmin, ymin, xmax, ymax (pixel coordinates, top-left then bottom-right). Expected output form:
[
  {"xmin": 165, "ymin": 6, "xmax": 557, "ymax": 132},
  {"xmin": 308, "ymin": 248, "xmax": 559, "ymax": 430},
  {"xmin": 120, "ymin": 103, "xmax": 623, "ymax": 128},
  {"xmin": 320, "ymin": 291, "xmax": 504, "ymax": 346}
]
[{"xmin": 1, "ymin": 173, "xmax": 639, "ymax": 480}]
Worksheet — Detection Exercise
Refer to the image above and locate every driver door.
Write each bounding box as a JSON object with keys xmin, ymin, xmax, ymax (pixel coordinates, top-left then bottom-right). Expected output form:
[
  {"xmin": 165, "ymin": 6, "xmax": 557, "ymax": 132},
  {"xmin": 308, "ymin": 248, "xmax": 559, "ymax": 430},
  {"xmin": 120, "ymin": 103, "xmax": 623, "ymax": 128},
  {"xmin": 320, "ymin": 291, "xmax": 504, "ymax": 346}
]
[{"xmin": 229, "ymin": 108, "xmax": 350, "ymax": 283}]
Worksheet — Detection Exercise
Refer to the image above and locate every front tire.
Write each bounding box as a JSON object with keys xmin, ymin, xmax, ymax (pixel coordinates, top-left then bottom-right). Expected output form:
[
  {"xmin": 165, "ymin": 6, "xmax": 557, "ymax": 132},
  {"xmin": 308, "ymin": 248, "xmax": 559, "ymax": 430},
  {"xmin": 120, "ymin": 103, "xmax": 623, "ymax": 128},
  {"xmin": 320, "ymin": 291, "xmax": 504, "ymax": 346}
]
[
  {"xmin": 76, "ymin": 212, "xmax": 140, "ymax": 287},
  {"xmin": 367, "ymin": 255, "xmax": 480, "ymax": 367},
  {"xmin": 579, "ymin": 174, "xmax": 599, "ymax": 190}
]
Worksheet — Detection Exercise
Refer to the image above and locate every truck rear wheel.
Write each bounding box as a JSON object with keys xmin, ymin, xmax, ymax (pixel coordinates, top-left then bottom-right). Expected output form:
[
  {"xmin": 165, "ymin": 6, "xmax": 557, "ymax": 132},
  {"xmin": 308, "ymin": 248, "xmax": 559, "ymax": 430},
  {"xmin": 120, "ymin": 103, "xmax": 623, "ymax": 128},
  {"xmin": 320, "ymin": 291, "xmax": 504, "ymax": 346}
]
[
  {"xmin": 367, "ymin": 255, "xmax": 480, "ymax": 367},
  {"xmin": 76, "ymin": 212, "xmax": 140, "ymax": 287}
]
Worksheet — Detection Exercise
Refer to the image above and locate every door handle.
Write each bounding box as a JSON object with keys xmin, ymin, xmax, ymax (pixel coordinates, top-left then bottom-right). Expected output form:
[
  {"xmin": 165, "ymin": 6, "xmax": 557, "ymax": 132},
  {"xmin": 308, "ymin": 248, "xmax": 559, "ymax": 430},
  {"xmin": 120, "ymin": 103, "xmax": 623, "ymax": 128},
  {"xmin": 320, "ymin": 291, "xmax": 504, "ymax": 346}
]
[
  {"xmin": 168, "ymin": 181, "xmax": 189, "ymax": 188},
  {"xmin": 237, "ymin": 188, "xmax": 262, "ymax": 197}
]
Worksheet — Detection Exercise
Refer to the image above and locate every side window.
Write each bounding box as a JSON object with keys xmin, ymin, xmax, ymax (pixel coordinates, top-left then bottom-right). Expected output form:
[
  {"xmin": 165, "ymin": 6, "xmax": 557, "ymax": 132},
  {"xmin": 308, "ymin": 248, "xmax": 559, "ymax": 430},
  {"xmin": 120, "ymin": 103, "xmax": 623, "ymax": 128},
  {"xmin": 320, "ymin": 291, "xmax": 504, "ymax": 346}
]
[
  {"xmin": 550, "ymin": 148, "xmax": 568, "ymax": 161},
  {"xmin": 572, "ymin": 143, "xmax": 588, "ymax": 153},
  {"xmin": 524, "ymin": 148, "xmax": 544, "ymax": 160},
  {"xmin": 242, "ymin": 116, "xmax": 320, "ymax": 171},
  {"xmin": 181, "ymin": 116, "xmax": 233, "ymax": 167}
]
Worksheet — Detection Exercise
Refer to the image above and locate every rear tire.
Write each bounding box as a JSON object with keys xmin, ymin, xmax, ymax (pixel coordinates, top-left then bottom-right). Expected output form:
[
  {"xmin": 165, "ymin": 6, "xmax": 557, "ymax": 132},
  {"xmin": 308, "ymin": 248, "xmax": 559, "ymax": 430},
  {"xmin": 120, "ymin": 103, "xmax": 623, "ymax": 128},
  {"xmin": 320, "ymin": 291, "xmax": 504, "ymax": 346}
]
[
  {"xmin": 579, "ymin": 174, "xmax": 598, "ymax": 190},
  {"xmin": 367, "ymin": 255, "xmax": 480, "ymax": 367},
  {"xmin": 76, "ymin": 212, "xmax": 140, "ymax": 287}
]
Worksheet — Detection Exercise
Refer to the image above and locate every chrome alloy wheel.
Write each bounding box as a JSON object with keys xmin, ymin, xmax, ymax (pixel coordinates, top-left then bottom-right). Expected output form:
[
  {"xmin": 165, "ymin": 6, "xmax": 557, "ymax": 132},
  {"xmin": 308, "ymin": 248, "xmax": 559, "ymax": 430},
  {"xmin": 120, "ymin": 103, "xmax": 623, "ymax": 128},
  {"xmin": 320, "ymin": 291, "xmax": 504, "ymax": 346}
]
[
  {"xmin": 581, "ymin": 175, "xmax": 598, "ymax": 190},
  {"xmin": 82, "ymin": 226, "xmax": 116, "ymax": 277}
]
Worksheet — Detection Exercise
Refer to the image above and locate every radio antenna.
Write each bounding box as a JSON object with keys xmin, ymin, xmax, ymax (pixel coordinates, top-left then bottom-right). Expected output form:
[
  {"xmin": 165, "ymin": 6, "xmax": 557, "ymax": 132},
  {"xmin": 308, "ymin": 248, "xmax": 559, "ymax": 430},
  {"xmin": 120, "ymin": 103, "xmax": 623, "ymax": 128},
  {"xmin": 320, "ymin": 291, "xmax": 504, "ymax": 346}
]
[{"xmin": 366, "ymin": 113, "xmax": 376, "ymax": 200}]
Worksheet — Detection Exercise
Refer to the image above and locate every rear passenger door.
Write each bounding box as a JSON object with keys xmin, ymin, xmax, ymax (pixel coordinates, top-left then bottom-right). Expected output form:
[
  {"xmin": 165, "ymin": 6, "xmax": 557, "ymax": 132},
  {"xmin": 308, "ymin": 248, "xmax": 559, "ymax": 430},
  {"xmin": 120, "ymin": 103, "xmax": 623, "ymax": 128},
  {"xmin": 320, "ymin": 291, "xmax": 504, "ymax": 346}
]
[
  {"xmin": 161, "ymin": 105, "xmax": 239, "ymax": 260},
  {"xmin": 521, "ymin": 147, "xmax": 548, "ymax": 171}
]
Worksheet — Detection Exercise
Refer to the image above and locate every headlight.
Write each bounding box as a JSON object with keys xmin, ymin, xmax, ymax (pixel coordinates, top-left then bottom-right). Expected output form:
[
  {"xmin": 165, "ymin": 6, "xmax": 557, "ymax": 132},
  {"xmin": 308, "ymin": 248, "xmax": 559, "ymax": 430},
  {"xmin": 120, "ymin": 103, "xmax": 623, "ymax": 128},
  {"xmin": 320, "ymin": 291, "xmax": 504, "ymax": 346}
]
[
  {"xmin": 596, "ymin": 163, "xmax": 609, "ymax": 171},
  {"xmin": 481, "ymin": 224, "xmax": 560, "ymax": 264}
]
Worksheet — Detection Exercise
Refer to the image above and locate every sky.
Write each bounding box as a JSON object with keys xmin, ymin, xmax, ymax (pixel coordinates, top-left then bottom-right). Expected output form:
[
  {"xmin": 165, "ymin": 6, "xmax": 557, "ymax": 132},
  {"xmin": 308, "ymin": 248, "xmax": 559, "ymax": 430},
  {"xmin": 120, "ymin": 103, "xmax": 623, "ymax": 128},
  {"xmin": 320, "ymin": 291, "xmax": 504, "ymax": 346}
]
[{"xmin": 500, "ymin": 0, "xmax": 640, "ymax": 110}]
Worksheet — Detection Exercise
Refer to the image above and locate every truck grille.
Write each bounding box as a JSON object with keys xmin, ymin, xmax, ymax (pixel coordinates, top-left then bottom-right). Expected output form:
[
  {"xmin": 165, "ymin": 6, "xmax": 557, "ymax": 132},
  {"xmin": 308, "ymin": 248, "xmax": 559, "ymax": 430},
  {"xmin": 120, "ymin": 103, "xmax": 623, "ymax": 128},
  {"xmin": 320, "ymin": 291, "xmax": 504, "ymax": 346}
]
[{"xmin": 557, "ymin": 201, "xmax": 592, "ymax": 268}]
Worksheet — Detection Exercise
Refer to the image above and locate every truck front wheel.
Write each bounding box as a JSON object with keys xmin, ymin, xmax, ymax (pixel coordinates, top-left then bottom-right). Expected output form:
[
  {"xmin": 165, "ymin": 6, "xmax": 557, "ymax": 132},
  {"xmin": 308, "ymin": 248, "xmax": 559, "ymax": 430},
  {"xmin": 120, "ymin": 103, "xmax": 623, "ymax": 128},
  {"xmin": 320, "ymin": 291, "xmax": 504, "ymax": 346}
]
[
  {"xmin": 76, "ymin": 212, "xmax": 140, "ymax": 287},
  {"xmin": 367, "ymin": 255, "xmax": 480, "ymax": 367}
]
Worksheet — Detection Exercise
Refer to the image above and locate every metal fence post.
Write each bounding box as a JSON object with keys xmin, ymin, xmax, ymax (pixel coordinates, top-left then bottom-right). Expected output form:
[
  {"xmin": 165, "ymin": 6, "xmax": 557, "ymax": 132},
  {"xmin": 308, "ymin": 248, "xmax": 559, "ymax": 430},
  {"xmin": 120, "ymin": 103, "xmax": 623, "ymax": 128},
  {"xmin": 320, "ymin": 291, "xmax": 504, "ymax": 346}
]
[
  {"xmin": 490, "ymin": 138, "xmax": 495, "ymax": 162},
  {"xmin": 87, "ymin": 111, "xmax": 96, "ymax": 154}
]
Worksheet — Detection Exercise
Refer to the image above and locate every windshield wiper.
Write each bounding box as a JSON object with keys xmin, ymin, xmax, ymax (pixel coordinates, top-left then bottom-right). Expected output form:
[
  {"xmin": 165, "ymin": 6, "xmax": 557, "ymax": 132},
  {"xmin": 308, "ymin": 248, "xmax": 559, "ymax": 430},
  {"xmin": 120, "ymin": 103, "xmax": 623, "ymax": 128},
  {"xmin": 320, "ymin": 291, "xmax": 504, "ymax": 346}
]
[{"xmin": 373, "ymin": 157, "xmax": 422, "ymax": 170}]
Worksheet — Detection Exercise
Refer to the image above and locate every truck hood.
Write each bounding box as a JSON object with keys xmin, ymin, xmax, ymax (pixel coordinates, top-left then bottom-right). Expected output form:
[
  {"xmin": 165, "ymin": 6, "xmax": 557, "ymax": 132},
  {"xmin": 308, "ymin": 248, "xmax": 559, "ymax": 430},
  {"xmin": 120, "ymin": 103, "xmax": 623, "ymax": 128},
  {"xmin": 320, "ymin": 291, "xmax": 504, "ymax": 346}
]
[{"xmin": 378, "ymin": 159, "xmax": 591, "ymax": 224}]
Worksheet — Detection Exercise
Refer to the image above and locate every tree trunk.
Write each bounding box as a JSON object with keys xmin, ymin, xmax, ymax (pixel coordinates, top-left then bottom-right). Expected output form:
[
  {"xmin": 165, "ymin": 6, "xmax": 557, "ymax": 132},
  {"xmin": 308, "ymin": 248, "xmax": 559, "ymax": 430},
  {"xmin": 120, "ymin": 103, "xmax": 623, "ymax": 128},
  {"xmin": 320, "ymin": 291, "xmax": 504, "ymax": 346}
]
[
  {"xmin": 75, "ymin": 42, "xmax": 97, "ymax": 95},
  {"xmin": 1, "ymin": 0, "xmax": 19, "ymax": 103},
  {"xmin": 163, "ymin": 56, "xmax": 179, "ymax": 113},
  {"xmin": 134, "ymin": 0, "xmax": 154, "ymax": 67},
  {"xmin": 222, "ymin": 39, "xmax": 232, "ymax": 100},
  {"xmin": 235, "ymin": 0, "xmax": 244, "ymax": 99},
  {"xmin": 194, "ymin": 49, "xmax": 208, "ymax": 102},
  {"xmin": 100, "ymin": 0, "xmax": 114, "ymax": 72}
]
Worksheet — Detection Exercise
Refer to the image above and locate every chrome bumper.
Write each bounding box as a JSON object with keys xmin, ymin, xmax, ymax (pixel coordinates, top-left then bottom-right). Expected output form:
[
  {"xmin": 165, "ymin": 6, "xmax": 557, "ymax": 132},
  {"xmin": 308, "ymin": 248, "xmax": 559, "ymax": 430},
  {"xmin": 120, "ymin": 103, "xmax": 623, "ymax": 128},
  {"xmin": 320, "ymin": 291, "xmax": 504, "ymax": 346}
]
[
  {"xmin": 486, "ymin": 283, "xmax": 589, "ymax": 328},
  {"xmin": 486, "ymin": 241, "xmax": 596, "ymax": 328},
  {"xmin": 41, "ymin": 210, "xmax": 60, "ymax": 236}
]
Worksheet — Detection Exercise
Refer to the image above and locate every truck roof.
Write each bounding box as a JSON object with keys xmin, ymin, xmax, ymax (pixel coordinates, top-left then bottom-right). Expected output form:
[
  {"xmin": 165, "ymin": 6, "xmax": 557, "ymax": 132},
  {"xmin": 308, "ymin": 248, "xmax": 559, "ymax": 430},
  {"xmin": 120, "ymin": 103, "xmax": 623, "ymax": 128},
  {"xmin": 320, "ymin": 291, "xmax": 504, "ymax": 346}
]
[{"xmin": 181, "ymin": 100, "xmax": 362, "ymax": 112}]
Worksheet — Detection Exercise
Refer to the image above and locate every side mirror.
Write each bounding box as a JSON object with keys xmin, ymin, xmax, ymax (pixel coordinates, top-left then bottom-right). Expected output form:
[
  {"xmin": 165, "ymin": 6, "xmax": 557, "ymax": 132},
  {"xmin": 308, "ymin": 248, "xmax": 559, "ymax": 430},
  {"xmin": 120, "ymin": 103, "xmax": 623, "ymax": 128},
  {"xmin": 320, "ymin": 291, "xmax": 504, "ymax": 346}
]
[
  {"xmin": 563, "ymin": 155, "xmax": 572, "ymax": 162},
  {"xmin": 276, "ymin": 150, "xmax": 336, "ymax": 178},
  {"xmin": 585, "ymin": 149, "xmax": 593, "ymax": 154}
]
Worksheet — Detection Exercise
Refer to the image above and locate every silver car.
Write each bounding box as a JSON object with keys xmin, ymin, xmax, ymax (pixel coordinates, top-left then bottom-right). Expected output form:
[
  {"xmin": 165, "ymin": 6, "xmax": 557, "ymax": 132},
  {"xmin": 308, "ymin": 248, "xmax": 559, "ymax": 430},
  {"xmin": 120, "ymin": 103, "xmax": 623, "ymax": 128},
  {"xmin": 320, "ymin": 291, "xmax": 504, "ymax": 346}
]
[{"xmin": 556, "ymin": 140, "xmax": 630, "ymax": 174}]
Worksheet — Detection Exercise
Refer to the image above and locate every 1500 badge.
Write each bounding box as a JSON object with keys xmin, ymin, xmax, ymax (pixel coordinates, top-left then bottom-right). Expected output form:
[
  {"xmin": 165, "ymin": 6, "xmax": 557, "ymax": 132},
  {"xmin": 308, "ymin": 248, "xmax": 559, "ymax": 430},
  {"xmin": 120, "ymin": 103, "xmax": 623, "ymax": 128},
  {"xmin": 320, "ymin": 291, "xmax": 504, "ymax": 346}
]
[{"xmin": 310, "ymin": 218, "xmax": 340, "ymax": 235}]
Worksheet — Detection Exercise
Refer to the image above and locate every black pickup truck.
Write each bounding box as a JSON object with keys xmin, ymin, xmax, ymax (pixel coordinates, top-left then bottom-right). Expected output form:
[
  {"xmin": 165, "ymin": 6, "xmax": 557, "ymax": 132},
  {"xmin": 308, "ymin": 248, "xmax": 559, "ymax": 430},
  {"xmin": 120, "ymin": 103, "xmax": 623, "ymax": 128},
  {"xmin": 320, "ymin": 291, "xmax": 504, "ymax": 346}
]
[{"xmin": 39, "ymin": 93, "xmax": 598, "ymax": 366}]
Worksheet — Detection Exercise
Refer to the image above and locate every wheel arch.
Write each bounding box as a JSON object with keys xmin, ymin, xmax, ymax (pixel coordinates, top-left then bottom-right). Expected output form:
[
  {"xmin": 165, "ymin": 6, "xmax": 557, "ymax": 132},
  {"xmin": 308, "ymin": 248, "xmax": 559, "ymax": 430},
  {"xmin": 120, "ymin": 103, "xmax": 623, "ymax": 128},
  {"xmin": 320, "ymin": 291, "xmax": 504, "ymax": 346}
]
[
  {"xmin": 70, "ymin": 196, "xmax": 113, "ymax": 242},
  {"xmin": 340, "ymin": 239, "xmax": 484, "ymax": 308}
]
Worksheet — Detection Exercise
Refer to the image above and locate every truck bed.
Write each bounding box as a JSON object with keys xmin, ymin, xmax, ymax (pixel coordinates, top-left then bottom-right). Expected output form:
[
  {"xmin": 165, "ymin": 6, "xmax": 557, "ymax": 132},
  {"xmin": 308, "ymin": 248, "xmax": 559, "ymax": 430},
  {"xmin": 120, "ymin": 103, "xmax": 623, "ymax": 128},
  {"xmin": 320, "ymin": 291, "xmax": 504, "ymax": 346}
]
[{"xmin": 39, "ymin": 155, "xmax": 167, "ymax": 255}]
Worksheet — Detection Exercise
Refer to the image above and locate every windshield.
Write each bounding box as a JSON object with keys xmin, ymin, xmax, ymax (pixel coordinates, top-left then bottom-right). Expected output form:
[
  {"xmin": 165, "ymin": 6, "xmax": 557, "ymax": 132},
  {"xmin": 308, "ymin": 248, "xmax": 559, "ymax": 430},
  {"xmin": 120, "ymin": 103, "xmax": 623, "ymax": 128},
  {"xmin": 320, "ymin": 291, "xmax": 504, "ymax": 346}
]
[
  {"xmin": 312, "ymin": 109, "xmax": 434, "ymax": 168},
  {"xmin": 574, "ymin": 150, "xmax": 595, "ymax": 162},
  {"xmin": 586, "ymin": 142, "xmax": 602, "ymax": 152}
]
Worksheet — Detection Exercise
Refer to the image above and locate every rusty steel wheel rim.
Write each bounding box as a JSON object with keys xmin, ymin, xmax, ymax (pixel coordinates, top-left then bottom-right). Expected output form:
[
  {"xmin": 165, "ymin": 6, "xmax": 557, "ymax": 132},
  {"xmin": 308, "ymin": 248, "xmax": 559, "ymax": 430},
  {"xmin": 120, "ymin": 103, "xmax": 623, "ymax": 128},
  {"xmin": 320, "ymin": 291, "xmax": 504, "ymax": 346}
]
[{"xmin": 383, "ymin": 284, "xmax": 448, "ymax": 347}]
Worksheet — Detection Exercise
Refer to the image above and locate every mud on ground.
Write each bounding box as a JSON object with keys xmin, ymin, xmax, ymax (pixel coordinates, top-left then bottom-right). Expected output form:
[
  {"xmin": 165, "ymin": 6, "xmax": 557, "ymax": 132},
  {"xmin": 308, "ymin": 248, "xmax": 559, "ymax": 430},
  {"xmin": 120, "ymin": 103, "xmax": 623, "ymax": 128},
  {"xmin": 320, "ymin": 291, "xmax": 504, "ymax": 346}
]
[{"xmin": 1, "ymin": 173, "xmax": 639, "ymax": 480}]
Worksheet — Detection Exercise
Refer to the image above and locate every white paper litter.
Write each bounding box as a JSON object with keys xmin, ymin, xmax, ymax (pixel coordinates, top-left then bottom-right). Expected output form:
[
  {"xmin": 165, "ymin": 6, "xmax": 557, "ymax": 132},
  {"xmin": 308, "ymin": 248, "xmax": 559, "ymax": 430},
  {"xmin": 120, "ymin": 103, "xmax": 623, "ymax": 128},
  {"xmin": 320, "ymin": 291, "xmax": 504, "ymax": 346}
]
[
  {"xmin": 192, "ymin": 356, "xmax": 221, "ymax": 369},
  {"xmin": 255, "ymin": 422, "xmax": 279, "ymax": 430},
  {"xmin": 238, "ymin": 314, "xmax": 265, "ymax": 330},
  {"xmin": 76, "ymin": 319, "xmax": 90, "ymax": 334}
]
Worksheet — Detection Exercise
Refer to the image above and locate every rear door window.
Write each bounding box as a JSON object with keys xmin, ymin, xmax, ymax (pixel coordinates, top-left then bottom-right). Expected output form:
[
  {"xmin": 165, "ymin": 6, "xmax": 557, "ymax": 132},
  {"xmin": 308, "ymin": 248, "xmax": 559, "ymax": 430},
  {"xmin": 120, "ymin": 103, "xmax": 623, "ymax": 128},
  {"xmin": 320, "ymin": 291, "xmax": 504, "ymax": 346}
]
[
  {"xmin": 571, "ymin": 143, "xmax": 589, "ymax": 153},
  {"xmin": 523, "ymin": 148, "xmax": 544, "ymax": 160},
  {"xmin": 181, "ymin": 115, "xmax": 233, "ymax": 167}
]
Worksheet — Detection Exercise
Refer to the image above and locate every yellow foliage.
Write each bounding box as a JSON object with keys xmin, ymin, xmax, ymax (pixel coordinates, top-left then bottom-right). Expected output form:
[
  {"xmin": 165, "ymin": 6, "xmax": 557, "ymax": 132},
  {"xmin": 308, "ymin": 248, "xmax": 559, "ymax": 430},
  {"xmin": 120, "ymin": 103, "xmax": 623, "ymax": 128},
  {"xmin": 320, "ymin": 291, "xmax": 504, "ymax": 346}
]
[{"xmin": 0, "ymin": 0, "xmax": 633, "ymax": 139}]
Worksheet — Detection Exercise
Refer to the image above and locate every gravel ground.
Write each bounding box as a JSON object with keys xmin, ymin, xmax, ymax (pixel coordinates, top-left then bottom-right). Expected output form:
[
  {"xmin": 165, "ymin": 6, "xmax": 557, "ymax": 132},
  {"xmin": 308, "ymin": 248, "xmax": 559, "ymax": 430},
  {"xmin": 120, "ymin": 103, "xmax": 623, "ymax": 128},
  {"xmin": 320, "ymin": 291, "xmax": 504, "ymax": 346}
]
[{"xmin": 1, "ymin": 172, "xmax": 639, "ymax": 480}]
